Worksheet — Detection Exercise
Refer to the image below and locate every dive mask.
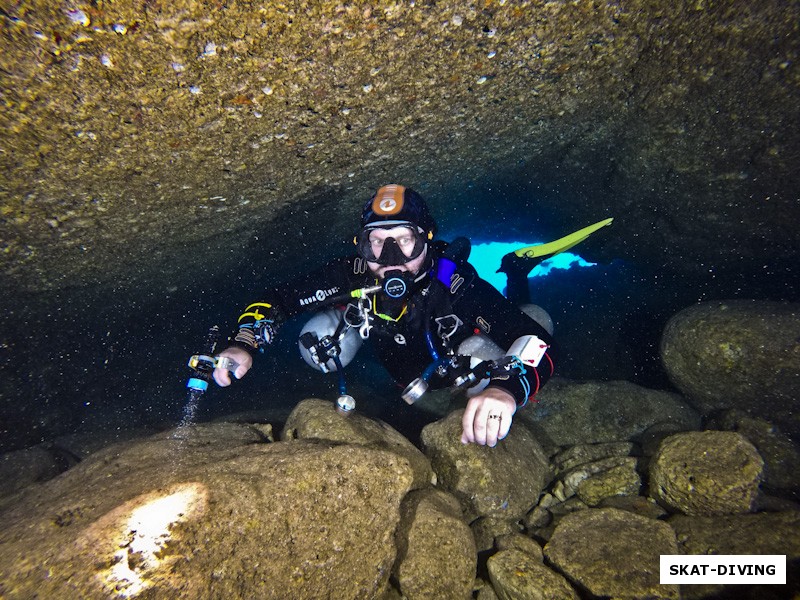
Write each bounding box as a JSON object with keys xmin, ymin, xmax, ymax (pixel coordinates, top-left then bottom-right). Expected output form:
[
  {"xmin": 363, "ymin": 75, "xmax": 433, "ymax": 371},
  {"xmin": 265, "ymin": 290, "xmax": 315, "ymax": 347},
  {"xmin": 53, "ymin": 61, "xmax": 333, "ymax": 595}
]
[{"xmin": 356, "ymin": 224, "xmax": 427, "ymax": 266}]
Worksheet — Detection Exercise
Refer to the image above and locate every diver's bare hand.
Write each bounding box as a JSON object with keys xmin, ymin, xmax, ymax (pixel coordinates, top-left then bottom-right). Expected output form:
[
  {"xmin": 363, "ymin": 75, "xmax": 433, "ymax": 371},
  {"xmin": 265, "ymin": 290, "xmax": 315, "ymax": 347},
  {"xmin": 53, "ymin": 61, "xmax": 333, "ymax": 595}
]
[
  {"xmin": 213, "ymin": 347, "xmax": 253, "ymax": 386},
  {"xmin": 460, "ymin": 387, "xmax": 517, "ymax": 447}
]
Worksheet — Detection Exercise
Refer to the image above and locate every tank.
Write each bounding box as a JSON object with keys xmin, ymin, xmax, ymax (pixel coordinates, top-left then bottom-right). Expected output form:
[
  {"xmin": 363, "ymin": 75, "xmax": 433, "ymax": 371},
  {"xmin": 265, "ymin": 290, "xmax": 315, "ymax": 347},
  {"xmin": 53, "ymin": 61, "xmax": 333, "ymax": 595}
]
[
  {"xmin": 519, "ymin": 303, "xmax": 555, "ymax": 335},
  {"xmin": 298, "ymin": 309, "xmax": 363, "ymax": 372}
]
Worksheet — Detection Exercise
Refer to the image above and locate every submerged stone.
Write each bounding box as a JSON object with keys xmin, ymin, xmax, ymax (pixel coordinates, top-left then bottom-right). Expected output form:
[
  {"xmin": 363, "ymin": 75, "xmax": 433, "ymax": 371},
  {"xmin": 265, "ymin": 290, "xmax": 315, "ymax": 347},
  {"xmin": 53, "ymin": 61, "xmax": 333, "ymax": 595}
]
[
  {"xmin": 649, "ymin": 430, "xmax": 764, "ymax": 516},
  {"xmin": 661, "ymin": 300, "xmax": 800, "ymax": 419},
  {"xmin": 544, "ymin": 508, "xmax": 679, "ymax": 600},
  {"xmin": 0, "ymin": 423, "xmax": 416, "ymax": 599},
  {"xmin": 421, "ymin": 410, "xmax": 552, "ymax": 522}
]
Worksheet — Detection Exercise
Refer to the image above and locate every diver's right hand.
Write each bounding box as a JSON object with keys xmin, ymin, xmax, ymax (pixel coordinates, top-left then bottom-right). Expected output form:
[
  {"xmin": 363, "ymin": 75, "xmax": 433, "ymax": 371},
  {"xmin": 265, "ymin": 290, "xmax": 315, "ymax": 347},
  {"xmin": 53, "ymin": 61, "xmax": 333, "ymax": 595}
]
[{"xmin": 213, "ymin": 347, "xmax": 253, "ymax": 386}]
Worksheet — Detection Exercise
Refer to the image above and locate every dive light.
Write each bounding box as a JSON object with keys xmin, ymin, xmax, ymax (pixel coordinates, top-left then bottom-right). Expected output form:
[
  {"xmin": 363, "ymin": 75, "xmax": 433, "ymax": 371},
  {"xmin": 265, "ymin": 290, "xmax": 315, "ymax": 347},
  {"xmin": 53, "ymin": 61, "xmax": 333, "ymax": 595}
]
[{"xmin": 186, "ymin": 325, "xmax": 239, "ymax": 392}]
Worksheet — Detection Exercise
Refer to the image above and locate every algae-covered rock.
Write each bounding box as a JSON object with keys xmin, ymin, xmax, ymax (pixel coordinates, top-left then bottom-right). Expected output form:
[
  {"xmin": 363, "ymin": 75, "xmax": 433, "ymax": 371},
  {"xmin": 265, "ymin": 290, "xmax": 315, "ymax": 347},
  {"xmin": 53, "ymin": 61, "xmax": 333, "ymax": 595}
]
[
  {"xmin": 488, "ymin": 549, "xmax": 579, "ymax": 600},
  {"xmin": 518, "ymin": 379, "xmax": 701, "ymax": 449},
  {"xmin": 649, "ymin": 430, "xmax": 764, "ymax": 516},
  {"xmin": 552, "ymin": 441, "xmax": 637, "ymax": 473},
  {"xmin": 669, "ymin": 510, "xmax": 800, "ymax": 557},
  {"xmin": 575, "ymin": 459, "xmax": 642, "ymax": 506},
  {"xmin": 420, "ymin": 410, "xmax": 552, "ymax": 521},
  {"xmin": 393, "ymin": 488, "xmax": 476, "ymax": 600},
  {"xmin": 595, "ymin": 495, "xmax": 668, "ymax": 520},
  {"xmin": 470, "ymin": 515, "xmax": 520, "ymax": 554},
  {"xmin": 1, "ymin": 0, "xmax": 797, "ymax": 304},
  {"xmin": 495, "ymin": 533, "xmax": 544, "ymax": 562},
  {"xmin": 0, "ymin": 422, "xmax": 415, "ymax": 599},
  {"xmin": 544, "ymin": 508, "xmax": 679, "ymax": 600},
  {"xmin": 709, "ymin": 409, "xmax": 800, "ymax": 498},
  {"xmin": 661, "ymin": 300, "xmax": 800, "ymax": 416},
  {"xmin": 669, "ymin": 511, "xmax": 800, "ymax": 600},
  {"xmin": 556, "ymin": 456, "xmax": 637, "ymax": 502},
  {"xmin": 282, "ymin": 398, "xmax": 434, "ymax": 489}
]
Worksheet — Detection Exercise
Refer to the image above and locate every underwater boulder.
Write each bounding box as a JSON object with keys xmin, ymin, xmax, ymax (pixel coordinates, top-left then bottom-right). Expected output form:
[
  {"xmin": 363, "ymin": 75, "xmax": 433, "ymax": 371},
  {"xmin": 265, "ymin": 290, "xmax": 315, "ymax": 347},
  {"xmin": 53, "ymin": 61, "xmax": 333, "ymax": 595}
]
[
  {"xmin": 393, "ymin": 488, "xmax": 476, "ymax": 600},
  {"xmin": 470, "ymin": 515, "xmax": 521, "ymax": 554},
  {"xmin": 595, "ymin": 494, "xmax": 668, "ymax": 520},
  {"xmin": 660, "ymin": 300, "xmax": 800, "ymax": 419},
  {"xmin": 495, "ymin": 532, "xmax": 545, "ymax": 560},
  {"xmin": 544, "ymin": 508, "xmax": 680, "ymax": 600},
  {"xmin": 551, "ymin": 455, "xmax": 638, "ymax": 503},
  {"xmin": 523, "ymin": 495, "xmax": 589, "ymax": 544},
  {"xmin": 669, "ymin": 511, "xmax": 800, "ymax": 600},
  {"xmin": 281, "ymin": 398, "xmax": 434, "ymax": 489},
  {"xmin": 0, "ymin": 444, "xmax": 65, "ymax": 500},
  {"xmin": 649, "ymin": 430, "xmax": 764, "ymax": 516},
  {"xmin": 544, "ymin": 508, "xmax": 680, "ymax": 599},
  {"xmin": 708, "ymin": 409, "xmax": 800, "ymax": 499},
  {"xmin": 552, "ymin": 441, "xmax": 637, "ymax": 473},
  {"xmin": 518, "ymin": 379, "xmax": 701, "ymax": 449},
  {"xmin": 574, "ymin": 458, "xmax": 642, "ymax": 507},
  {"xmin": 0, "ymin": 422, "xmax": 416, "ymax": 599},
  {"xmin": 488, "ymin": 548, "xmax": 579, "ymax": 600},
  {"xmin": 420, "ymin": 410, "xmax": 552, "ymax": 522}
]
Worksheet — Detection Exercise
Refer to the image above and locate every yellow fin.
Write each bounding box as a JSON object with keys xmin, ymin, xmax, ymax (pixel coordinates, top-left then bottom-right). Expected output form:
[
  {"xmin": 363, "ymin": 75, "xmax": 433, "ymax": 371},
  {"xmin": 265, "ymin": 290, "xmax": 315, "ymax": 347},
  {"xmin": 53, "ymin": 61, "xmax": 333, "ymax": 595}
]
[{"xmin": 514, "ymin": 218, "xmax": 614, "ymax": 259}]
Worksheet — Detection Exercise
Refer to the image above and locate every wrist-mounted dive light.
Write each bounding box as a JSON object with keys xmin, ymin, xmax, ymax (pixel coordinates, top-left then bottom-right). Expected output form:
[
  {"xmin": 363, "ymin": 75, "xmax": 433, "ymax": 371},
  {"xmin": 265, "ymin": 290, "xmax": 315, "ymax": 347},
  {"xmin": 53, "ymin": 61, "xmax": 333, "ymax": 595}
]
[{"xmin": 187, "ymin": 325, "xmax": 239, "ymax": 392}]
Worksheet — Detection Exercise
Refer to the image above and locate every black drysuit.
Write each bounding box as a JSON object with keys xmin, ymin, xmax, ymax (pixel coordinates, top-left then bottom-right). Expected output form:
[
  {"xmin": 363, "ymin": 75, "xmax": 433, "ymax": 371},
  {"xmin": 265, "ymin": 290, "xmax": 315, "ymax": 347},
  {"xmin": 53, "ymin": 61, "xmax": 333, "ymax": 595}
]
[{"xmin": 229, "ymin": 242, "xmax": 557, "ymax": 406}]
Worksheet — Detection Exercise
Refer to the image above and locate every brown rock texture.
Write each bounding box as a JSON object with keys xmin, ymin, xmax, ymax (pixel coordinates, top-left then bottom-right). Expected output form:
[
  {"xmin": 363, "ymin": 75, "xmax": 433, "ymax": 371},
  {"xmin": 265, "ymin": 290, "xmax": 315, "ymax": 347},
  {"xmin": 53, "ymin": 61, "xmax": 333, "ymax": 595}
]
[
  {"xmin": 661, "ymin": 300, "xmax": 800, "ymax": 415},
  {"xmin": 393, "ymin": 488, "xmax": 477, "ymax": 600},
  {"xmin": 0, "ymin": 423, "xmax": 416, "ymax": 599},
  {"xmin": 282, "ymin": 397, "xmax": 434, "ymax": 489},
  {"xmin": 544, "ymin": 507, "xmax": 679, "ymax": 600},
  {"xmin": 421, "ymin": 409, "xmax": 552, "ymax": 521},
  {"xmin": 488, "ymin": 548, "xmax": 579, "ymax": 600},
  {"xmin": 1, "ymin": 0, "xmax": 798, "ymax": 297},
  {"xmin": 649, "ymin": 430, "xmax": 764, "ymax": 516}
]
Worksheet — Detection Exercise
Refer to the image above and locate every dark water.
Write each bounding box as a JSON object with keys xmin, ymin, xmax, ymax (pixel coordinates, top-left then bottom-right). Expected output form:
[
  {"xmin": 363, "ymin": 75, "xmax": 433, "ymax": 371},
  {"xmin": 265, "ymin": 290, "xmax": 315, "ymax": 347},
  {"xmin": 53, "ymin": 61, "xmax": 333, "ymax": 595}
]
[{"xmin": 0, "ymin": 183, "xmax": 797, "ymax": 455}]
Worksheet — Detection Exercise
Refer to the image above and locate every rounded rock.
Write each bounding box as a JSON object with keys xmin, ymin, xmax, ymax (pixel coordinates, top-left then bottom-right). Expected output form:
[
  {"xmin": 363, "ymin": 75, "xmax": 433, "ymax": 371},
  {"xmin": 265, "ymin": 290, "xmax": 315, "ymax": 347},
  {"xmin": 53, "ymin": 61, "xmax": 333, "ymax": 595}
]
[
  {"xmin": 649, "ymin": 430, "xmax": 764, "ymax": 516},
  {"xmin": 661, "ymin": 300, "xmax": 800, "ymax": 416}
]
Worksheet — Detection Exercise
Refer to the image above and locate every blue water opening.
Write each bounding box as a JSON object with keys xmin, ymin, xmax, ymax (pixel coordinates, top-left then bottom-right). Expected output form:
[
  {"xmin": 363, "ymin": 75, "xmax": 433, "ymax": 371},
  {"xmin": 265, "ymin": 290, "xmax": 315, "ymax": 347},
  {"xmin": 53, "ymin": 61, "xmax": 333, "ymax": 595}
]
[{"xmin": 468, "ymin": 240, "xmax": 597, "ymax": 293}]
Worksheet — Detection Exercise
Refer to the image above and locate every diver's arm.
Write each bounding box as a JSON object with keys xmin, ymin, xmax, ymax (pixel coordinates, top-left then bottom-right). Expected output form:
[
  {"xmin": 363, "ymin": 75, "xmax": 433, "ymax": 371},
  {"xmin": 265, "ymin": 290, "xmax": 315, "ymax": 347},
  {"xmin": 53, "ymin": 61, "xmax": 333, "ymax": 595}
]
[
  {"xmin": 453, "ymin": 269, "xmax": 558, "ymax": 446},
  {"xmin": 455, "ymin": 268, "xmax": 558, "ymax": 406},
  {"xmin": 213, "ymin": 298, "xmax": 284, "ymax": 386},
  {"xmin": 214, "ymin": 257, "xmax": 360, "ymax": 385}
]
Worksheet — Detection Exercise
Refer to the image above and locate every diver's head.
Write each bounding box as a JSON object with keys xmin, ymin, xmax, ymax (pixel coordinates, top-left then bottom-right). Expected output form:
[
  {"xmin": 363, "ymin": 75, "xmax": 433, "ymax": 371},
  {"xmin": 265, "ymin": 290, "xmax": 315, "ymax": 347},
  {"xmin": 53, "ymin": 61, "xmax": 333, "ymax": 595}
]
[{"xmin": 356, "ymin": 184, "xmax": 437, "ymax": 278}]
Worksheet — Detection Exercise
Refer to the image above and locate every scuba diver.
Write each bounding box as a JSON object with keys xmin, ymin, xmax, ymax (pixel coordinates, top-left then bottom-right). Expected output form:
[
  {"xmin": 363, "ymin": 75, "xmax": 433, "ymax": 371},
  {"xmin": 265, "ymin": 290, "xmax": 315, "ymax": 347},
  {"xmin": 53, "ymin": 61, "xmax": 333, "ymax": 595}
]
[{"xmin": 212, "ymin": 184, "xmax": 557, "ymax": 447}]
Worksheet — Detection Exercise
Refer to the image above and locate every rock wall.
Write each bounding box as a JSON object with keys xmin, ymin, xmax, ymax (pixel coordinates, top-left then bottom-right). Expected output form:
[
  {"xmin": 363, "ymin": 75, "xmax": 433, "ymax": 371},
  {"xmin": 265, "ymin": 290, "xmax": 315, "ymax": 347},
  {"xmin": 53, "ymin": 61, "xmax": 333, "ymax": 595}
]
[
  {"xmin": 1, "ymin": 0, "xmax": 798, "ymax": 298},
  {"xmin": 1, "ymin": 0, "xmax": 798, "ymax": 457}
]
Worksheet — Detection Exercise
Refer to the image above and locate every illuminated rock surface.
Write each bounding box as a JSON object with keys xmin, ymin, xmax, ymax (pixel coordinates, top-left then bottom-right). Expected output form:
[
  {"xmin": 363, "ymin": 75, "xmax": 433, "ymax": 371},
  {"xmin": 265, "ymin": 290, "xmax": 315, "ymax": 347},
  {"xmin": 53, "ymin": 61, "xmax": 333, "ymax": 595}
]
[
  {"xmin": 0, "ymin": 422, "xmax": 417, "ymax": 599},
  {"xmin": 2, "ymin": 399, "xmax": 798, "ymax": 598}
]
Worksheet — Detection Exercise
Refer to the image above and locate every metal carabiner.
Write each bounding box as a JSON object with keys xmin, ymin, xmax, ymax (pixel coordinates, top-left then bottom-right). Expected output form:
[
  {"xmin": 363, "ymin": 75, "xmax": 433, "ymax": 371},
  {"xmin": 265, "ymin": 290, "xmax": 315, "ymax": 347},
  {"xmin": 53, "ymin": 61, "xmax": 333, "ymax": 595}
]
[
  {"xmin": 357, "ymin": 296, "xmax": 373, "ymax": 339},
  {"xmin": 435, "ymin": 314, "xmax": 464, "ymax": 345}
]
